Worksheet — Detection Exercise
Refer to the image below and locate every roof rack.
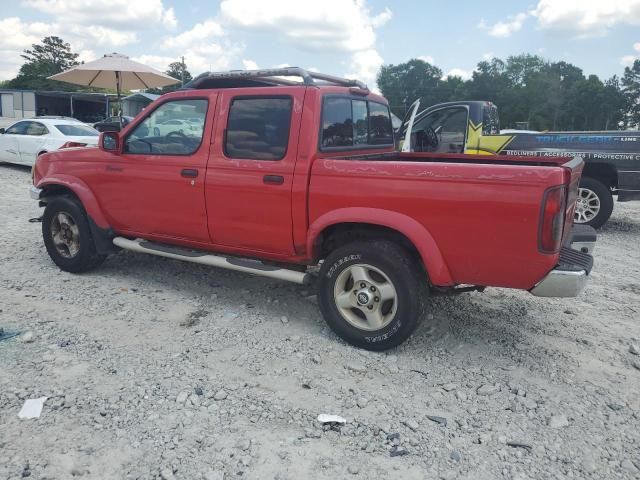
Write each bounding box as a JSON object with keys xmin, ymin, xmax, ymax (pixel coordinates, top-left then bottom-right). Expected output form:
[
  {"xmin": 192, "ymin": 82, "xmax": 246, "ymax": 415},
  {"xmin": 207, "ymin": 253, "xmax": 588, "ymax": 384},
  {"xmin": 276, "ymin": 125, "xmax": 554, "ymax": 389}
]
[{"xmin": 185, "ymin": 67, "xmax": 369, "ymax": 92}]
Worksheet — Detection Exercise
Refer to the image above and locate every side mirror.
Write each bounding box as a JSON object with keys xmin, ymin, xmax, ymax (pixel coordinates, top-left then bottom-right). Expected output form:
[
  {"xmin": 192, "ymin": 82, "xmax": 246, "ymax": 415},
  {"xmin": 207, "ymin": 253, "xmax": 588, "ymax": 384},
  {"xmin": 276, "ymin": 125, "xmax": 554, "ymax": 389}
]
[
  {"xmin": 0, "ymin": 128, "xmax": 5, "ymax": 134},
  {"xmin": 100, "ymin": 131, "xmax": 120, "ymax": 153}
]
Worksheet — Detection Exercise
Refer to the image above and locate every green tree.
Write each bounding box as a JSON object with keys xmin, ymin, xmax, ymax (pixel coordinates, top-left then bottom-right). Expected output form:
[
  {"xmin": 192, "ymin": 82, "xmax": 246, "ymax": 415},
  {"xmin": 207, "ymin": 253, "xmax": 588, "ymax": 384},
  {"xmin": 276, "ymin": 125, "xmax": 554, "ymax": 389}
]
[
  {"xmin": 377, "ymin": 59, "xmax": 445, "ymax": 116},
  {"xmin": 7, "ymin": 36, "xmax": 79, "ymax": 90},
  {"xmin": 147, "ymin": 60, "xmax": 192, "ymax": 94},
  {"xmin": 166, "ymin": 61, "xmax": 192, "ymax": 87},
  {"xmin": 622, "ymin": 59, "xmax": 640, "ymax": 128}
]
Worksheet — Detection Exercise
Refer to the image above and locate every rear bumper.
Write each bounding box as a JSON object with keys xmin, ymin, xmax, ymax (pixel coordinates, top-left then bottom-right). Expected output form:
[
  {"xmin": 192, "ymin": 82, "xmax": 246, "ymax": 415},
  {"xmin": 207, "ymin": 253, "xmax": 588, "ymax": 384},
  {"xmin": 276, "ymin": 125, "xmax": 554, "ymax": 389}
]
[
  {"xmin": 530, "ymin": 269, "xmax": 588, "ymax": 297},
  {"xmin": 530, "ymin": 242, "xmax": 594, "ymax": 298}
]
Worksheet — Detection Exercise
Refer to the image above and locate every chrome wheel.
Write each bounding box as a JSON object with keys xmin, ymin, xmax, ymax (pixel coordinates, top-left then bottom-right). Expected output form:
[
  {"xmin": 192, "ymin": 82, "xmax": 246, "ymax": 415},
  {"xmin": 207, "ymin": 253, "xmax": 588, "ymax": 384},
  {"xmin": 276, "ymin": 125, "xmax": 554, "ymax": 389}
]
[
  {"xmin": 333, "ymin": 263, "xmax": 398, "ymax": 331},
  {"xmin": 575, "ymin": 188, "xmax": 601, "ymax": 224},
  {"xmin": 50, "ymin": 211, "xmax": 80, "ymax": 258}
]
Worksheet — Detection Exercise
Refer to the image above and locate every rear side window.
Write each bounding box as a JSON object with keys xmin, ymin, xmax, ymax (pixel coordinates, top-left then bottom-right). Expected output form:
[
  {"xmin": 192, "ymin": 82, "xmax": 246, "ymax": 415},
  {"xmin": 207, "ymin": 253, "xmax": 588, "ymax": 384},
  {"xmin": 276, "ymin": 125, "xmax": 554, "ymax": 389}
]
[
  {"xmin": 369, "ymin": 102, "xmax": 393, "ymax": 144},
  {"xmin": 55, "ymin": 124, "xmax": 98, "ymax": 136},
  {"xmin": 225, "ymin": 97, "xmax": 293, "ymax": 160},
  {"xmin": 321, "ymin": 97, "xmax": 393, "ymax": 149}
]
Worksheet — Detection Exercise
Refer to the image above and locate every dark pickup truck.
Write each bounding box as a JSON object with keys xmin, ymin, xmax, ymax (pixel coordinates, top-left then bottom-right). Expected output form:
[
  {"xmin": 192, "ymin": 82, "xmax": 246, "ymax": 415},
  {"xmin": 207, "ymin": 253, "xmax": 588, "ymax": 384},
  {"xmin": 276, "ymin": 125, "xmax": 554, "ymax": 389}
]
[{"xmin": 400, "ymin": 100, "xmax": 640, "ymax": 228}]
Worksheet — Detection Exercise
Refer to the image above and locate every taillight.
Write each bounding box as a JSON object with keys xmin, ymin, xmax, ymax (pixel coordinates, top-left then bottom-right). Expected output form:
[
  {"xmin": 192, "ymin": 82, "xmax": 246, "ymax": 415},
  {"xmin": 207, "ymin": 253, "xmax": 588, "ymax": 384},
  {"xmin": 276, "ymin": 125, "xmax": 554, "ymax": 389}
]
[
  {"xmin": 60, "ymin": 141, "xmax": 87, "ymax": 149},
  {"xmin": 539, "ymin": 185, "xmax": 567, "ymax": 253}
]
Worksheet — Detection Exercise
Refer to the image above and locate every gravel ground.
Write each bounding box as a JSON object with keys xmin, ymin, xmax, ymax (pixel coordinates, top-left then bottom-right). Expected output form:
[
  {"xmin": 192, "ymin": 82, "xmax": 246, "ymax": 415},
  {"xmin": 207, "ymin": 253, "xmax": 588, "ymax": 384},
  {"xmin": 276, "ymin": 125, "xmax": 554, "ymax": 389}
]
[{"xmin": 1, "ymin": 163, "xmax": 639, "ymax": 480}]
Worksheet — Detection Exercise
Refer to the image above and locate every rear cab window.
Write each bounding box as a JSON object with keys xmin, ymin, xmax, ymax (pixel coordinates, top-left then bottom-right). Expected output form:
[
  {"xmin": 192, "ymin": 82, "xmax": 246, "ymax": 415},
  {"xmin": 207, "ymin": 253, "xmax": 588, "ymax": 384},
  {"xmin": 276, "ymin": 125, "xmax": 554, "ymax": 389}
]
[
  {"xmin": 224, "ymin": 97, "xmax": 293, "ymax": 160},
  {"xmin": 320, "ymin": 96, "xmax": 393, "ymax": 151}
]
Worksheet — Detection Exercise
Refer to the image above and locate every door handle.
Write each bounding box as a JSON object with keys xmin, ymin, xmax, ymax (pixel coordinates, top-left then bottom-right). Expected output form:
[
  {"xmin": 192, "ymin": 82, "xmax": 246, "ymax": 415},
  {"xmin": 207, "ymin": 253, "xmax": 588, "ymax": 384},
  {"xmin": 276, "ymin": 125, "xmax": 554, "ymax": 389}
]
[
  {"xmin": 181, "ymin": 168, "xmax": 199, "ymax": 178},
  {"xmin": 263, "ymin": 175, "xmax": 284, "ymax": 185}
]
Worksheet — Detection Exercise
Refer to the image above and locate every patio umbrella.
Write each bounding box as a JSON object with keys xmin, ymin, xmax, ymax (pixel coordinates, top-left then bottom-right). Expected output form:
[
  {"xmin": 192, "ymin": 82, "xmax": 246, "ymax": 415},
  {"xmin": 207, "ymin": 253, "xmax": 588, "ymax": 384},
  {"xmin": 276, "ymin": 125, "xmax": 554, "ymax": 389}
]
[{"xmin": 48, "ymin": 53, "xmax": 179, "ymax": 124}]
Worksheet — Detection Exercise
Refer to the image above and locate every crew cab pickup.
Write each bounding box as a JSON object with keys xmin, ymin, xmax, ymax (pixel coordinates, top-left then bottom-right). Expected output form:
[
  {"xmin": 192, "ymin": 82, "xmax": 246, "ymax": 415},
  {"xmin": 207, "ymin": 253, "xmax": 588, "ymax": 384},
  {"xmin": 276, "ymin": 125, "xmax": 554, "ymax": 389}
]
[
  {"xmin": 30, "ymin": 68, "xmax": 596, "ymax": 350},
  {"xmin": 399, "ymin": 99, "xmax": 640, "ymax": 228}
]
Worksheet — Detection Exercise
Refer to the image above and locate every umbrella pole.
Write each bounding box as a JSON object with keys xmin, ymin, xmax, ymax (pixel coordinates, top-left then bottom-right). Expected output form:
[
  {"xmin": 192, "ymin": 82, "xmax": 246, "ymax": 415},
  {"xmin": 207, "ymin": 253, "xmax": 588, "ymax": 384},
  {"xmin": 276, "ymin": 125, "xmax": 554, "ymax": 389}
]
[{"xmin": 116, "ymin": 71, "xmax": 122, "ymax": 130}]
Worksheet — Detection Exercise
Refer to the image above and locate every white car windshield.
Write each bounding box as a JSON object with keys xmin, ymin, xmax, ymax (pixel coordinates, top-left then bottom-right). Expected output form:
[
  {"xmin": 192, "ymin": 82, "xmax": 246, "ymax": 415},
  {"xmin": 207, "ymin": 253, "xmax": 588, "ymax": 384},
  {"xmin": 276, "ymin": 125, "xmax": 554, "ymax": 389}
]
[{"xmin": 55, "ymin": 124, "xmax": 99, "ymax": 136}]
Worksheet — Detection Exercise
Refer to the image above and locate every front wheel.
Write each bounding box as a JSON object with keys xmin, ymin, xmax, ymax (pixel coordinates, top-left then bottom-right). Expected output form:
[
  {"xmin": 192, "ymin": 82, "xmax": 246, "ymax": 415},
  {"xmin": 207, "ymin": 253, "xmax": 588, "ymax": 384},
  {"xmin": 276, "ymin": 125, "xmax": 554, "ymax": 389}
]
[
  {"xmin": 574, "ymin": 177, "xmax": 613, "ymax": 229},
  {"xmin": 318, "ymin": 240, "xmax": 426, "ymax": 351},
  {"xmin": 42, "ymin": 196, "xmax": 106, "ymax": 273}
]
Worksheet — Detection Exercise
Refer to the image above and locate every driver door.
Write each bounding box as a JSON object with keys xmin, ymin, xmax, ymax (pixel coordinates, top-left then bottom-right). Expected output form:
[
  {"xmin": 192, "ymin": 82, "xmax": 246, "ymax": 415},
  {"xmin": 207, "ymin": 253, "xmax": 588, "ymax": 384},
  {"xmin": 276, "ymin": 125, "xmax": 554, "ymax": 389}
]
[{"xmin": 87, "ymin": 96, "xmax": 215, "ymax": 243}]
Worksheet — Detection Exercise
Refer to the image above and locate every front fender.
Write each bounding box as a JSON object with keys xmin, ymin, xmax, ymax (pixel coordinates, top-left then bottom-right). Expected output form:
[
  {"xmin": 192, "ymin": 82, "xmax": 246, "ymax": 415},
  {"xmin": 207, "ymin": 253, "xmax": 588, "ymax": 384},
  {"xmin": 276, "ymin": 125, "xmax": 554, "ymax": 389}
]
[
  {"xmin": 307, "ymin": 207, "xmax": 454, "ymax": 286},
  {"xmin": 37, "ymin": 174, "xmax": 109, "ymax": 229}
]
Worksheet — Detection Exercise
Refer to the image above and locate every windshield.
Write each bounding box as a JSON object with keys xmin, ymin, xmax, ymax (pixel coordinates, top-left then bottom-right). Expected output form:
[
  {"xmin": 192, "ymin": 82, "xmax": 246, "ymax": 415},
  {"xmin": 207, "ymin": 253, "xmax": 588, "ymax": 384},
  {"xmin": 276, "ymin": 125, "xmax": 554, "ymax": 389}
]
[{"xmin": 55, "ymin": 124, "xmax": 99, "ymax": 137}]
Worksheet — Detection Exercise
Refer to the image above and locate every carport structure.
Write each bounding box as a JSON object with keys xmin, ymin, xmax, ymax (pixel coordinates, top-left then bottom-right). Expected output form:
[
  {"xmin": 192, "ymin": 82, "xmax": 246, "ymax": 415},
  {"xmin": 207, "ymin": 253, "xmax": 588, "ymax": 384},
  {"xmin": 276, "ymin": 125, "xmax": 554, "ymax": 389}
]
[{"xmin": 34, "ymin": 91, "xmax": 118, "ymax": 123}]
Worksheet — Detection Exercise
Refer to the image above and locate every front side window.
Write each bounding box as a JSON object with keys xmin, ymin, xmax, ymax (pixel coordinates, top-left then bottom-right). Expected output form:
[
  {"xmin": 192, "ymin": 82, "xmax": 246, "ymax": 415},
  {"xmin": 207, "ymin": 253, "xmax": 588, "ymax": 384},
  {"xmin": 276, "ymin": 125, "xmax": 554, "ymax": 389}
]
[
  {"xmin": 411, "ymin": 107, "xmax": 468, "ymax": 154},
  {"xmin": 5, "ymin": 121, "xmax": 29, "ymax": 135},
  {"xmin": 225, "ymin": 97, "xmax": 292, "ymax": 160},
  {"xmin": 26, "ymin": 122, "xmax": 48, "ymax": 136},
  {"xmin": 321, "ymin": 97, "xmax": 393, "ymax": 149},
  {"xmin": 125, "ymin": 99, "xmax": 208, "ymax": 155}
]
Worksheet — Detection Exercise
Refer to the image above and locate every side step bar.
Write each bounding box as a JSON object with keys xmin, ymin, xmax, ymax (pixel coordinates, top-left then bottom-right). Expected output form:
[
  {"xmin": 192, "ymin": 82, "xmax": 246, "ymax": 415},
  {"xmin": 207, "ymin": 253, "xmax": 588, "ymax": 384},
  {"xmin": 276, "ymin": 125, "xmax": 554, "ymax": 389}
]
[{"xmin": 113, "ymin": 237, "xmax": 311, "ymax": 285}]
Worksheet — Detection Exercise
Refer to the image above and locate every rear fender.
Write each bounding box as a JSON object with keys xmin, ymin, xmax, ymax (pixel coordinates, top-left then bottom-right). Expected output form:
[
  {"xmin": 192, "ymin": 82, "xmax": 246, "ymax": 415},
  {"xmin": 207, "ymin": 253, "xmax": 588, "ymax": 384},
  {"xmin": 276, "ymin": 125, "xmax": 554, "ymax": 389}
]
[{"xmin": 307, "ymin": 207, "xmax": 454, "ymax": 286}]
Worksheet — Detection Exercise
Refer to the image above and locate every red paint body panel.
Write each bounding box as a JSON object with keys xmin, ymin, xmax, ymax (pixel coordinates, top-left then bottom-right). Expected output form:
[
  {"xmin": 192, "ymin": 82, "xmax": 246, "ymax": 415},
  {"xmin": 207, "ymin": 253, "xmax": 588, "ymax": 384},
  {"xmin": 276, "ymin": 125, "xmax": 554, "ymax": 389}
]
[{"xmin": 33, "ymin": 85, "xmax": 582, "ymax": 291}]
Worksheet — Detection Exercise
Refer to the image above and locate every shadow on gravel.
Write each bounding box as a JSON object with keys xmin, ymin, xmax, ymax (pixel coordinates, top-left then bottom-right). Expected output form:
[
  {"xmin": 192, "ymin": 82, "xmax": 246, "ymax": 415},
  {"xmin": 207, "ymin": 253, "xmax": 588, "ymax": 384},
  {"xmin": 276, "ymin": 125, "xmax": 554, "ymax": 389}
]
[
  {"xmin": 101, "ymin": 250, "xmax": 572, "ymax": 372},
  {"xmin": 0, "ymin": 163, "xmax": 31, "ymax": 173},
  {"xmin": 599, "ymin": 217, "xmax": 640, "ymax": 235}
]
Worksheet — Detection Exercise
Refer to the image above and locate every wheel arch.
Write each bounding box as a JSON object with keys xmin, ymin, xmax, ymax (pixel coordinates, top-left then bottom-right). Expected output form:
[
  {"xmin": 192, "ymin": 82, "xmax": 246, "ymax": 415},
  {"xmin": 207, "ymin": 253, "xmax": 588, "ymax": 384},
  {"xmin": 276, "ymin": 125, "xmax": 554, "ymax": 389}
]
[
  {"xmin": 307, "ymin": 208, "xmax": 454, "ymax": 286},
  {"xmin": 39, "ymin": 175, "xmax": 109, "ymax": 229},
  {"xmin": 582, "ymin": 163, "xmax": 617, "ymax": 189}
]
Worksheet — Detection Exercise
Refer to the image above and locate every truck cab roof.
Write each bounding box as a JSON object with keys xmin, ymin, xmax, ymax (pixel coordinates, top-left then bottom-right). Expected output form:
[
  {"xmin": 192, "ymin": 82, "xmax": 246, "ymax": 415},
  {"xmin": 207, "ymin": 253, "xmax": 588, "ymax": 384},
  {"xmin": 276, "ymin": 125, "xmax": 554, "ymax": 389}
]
[{"xmin": 183, "ymin": 66, "xmax": 373, "ymax": 95}]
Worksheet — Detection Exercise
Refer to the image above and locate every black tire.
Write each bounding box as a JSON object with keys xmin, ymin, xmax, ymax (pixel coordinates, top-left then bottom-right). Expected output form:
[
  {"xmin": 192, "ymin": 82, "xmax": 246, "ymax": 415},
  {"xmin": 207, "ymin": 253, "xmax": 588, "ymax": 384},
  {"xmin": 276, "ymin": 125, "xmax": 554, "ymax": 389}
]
[
  {"xmin": 318, "ymin": 240, "xmax": 427, "ymax": 351},
  {"xmin": 42, "ymin": 196, "xmax": 106, "ymax": 273},
  {"xmin": 575, "ymin": 177, "xmax": 614, "ymax": 229}
]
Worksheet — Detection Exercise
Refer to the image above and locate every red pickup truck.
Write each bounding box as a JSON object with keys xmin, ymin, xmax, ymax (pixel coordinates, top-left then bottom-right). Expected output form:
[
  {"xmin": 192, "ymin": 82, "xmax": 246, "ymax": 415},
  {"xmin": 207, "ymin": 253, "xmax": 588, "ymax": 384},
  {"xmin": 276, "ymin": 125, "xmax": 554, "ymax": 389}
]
[{"xmin": 30, "ymin": 68, "xmax": 595, "ymax": 350}]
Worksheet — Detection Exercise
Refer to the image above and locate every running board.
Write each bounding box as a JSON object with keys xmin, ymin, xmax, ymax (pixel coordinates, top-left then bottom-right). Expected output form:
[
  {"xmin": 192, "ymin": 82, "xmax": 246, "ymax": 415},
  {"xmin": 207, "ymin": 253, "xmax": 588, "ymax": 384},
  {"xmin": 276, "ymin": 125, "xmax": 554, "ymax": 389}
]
[{"xmin": 113, "ymin": 237, "xmax": 311, "ymax": 285}]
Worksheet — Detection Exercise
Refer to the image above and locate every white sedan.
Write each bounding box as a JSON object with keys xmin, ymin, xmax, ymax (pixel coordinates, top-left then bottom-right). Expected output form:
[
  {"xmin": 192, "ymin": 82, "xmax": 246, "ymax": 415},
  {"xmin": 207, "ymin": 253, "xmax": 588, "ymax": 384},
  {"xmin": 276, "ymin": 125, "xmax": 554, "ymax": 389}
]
[
  {"xmin": 152, "ymin": 119, "xmax": 203, "ymax": 138},
  {"xmin": 0, "ymin": 117, "xmax": 99, "ymax": 166}
]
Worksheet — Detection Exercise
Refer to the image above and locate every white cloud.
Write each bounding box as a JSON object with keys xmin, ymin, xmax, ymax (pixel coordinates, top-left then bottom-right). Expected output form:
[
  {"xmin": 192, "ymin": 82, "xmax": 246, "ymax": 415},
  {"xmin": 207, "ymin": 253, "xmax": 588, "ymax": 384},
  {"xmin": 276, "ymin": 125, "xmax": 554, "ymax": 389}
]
[
  {"xmin": 346, "ymin": 49, "xmax": 384, "ymax": 88},
  {"xmin": 371, "ymin": 7, "xmax": 393, "ymax": 28},
  {"xmin": 417, "ymin": 55, "xmax": 434, "ymax": 64},
  {"xmin": 220, "ymin": 0, "xmax": 386, "ymax": 52},
  {"xmin": 0, "ymin": 16, "xmax": 139, "ymax": 79},
  {"xmin": 0, "ymin": 17, "xmax": 51, "ymax": 50},
  {"xmin": 219, "ymin": 0, "xmax": 389, "ymax": 87},
  {"xmin": 21, "ymin": 0, "xmax": 177, "ymax": 29},
  {"xmin": 620, "ymin": 42, "xmax": 640, "ymax": 66},
  {"xmin": 446, "ymin": 68, "xmax": 472, "ymax": 80},
  {"xmin": 162, "ymin": 20, "xmax": 224, "ymax": 49},
  {"xmin": 485, "ymin": 1, "xmax": 640, "ymax": 40},
  {"xmin": 162, "ymin": 8, "xmax": 177, "ymax": 29},
  {"xmin": 482, "ymin": 52, "xmax": 494, "ymax": 60},
  {"xmin": 533, "ymin": 0, "xmax": 640, "ymax": 36},
  {"xmin": 481, "ymin": 12, "xmax": 529, "ymax": 38},
  {"xmin": 242, "ymin": 59, "xmax": 259, "ymax": 70}
]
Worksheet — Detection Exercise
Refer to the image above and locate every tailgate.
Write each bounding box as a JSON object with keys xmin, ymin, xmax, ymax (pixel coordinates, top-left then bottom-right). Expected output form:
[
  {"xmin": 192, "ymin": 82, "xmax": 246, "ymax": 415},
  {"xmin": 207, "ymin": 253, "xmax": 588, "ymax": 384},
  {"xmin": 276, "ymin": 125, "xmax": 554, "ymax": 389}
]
[{"xmin": 561, "ymin": 156, "xmax": 584, "ymax": 245}]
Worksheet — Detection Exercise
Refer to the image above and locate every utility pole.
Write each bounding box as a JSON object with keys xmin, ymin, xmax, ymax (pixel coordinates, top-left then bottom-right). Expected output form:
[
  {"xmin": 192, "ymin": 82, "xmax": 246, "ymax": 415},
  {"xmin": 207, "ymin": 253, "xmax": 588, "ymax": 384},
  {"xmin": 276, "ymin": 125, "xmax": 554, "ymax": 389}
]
[{"xmin": 181, "ymin": 56, "xmax": 185, "ymax": 87}]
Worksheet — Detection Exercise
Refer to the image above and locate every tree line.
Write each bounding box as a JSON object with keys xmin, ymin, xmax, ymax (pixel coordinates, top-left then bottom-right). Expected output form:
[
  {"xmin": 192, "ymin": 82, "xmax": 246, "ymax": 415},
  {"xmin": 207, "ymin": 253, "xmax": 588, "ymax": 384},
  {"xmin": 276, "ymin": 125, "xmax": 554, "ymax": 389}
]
[
  {"xmin": 2, "ymin": 36, "xmax": 639, "ymax": 131},
  {"xmin": 378, "ymin": 55, "xmax": 640, "ymax": 131}
]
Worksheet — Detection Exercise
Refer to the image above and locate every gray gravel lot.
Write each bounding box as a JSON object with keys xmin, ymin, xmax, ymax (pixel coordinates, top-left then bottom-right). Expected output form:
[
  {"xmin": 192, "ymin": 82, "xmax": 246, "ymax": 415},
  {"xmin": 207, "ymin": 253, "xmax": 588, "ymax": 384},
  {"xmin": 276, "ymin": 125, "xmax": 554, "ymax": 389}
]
[{"xmin": 1, "ymin": 163, "xmax": 639, "ymax": 480}]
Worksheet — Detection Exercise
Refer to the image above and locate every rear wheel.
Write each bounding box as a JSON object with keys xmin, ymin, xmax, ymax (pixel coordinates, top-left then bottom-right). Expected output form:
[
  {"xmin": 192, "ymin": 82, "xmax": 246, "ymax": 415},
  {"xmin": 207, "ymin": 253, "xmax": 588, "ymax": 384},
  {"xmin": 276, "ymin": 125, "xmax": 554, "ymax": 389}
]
[
  {"xmin": 574, "ymin": 177, "xmax": 613, "ymax": 229},
  {"xmin": 318, "ymin": 240, "xmax": 426, "ymax": 351},
  {"xmin": 42, "ymin": 196, "xmax": 106, "ymax": 273}
]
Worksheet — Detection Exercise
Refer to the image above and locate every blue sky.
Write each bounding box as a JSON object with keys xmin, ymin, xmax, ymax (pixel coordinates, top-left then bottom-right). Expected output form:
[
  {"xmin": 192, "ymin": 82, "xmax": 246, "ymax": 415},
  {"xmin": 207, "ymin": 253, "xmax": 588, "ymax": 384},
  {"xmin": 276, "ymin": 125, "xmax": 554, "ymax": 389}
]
[{"xmin": 1, "ymin": 0, "xmax": 639, "ymax": 88}]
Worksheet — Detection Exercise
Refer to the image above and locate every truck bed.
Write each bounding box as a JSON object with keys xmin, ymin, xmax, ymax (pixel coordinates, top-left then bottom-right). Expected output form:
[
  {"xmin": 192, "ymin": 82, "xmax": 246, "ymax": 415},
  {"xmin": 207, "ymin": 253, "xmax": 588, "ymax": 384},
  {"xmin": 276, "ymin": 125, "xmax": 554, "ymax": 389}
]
[{"xmin": 310, "ymin": 152, "xmax": 581, "ymax": 290}]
